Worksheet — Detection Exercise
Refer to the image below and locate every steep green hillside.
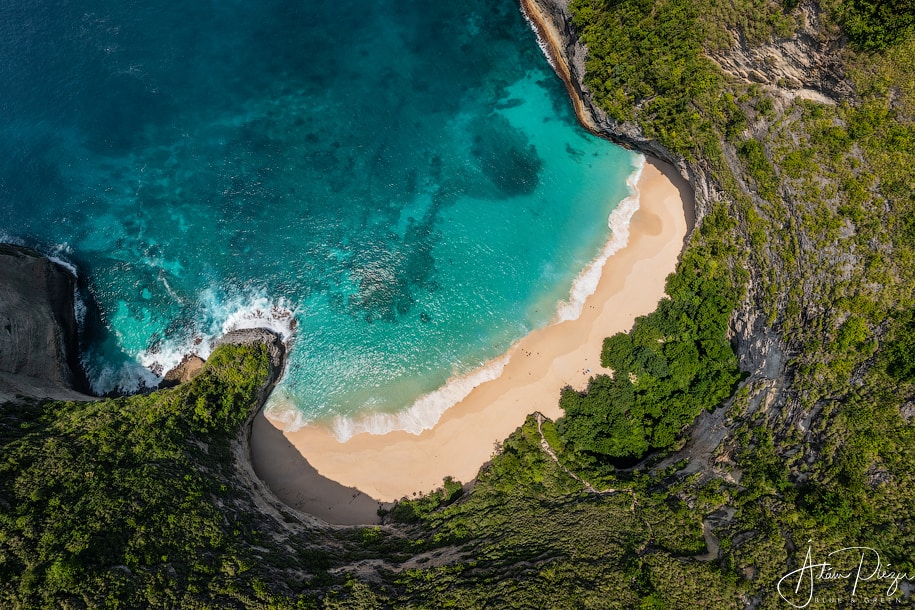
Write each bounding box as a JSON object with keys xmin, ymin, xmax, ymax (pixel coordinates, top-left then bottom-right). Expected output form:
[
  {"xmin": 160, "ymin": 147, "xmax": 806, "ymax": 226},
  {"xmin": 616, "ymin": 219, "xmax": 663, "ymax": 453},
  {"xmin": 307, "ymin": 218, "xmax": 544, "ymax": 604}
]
[
  {"xmin": 0, "ymin": 343, "xmax": 349, "ymax": 609},
  {"xmin": 2, "ymin": 0, "xmax": 914, "ymax": 607},
  {"xmin": 387, "ymin": 0, "xmax": 915, "ymax": 607}
]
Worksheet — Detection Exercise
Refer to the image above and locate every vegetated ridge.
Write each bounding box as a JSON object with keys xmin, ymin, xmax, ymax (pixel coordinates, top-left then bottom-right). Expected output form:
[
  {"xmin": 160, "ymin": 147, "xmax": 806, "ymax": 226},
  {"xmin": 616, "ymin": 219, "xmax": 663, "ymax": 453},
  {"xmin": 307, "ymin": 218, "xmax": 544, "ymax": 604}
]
[{"xmin": 2, "ymin": 0, "xmax": 915, "ymax": 606}]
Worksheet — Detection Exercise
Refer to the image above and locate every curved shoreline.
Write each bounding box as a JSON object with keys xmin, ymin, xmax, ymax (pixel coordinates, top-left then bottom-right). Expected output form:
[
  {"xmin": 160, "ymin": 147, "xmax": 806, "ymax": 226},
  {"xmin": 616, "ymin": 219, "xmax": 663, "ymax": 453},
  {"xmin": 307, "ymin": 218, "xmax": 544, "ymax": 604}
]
[
  {"xmin": 266, "ymin": 159, "xmax": 645, "ymax": 444},
  {"xmin": 251, "ymin": 157, "xmax": 692, "ymax": 520},
  {"xmin": 253, "ymin": 0, "xmax": 695, "ymax": 524}
]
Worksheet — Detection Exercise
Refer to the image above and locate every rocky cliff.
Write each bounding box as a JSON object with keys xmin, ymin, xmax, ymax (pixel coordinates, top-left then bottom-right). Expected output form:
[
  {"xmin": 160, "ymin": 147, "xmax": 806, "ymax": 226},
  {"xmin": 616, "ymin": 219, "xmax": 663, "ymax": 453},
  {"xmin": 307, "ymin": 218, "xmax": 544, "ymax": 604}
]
[
  {"xmin": 705, "ymin": 1, "xmax": 853, "ymax": 104},
  {"xmin": 520, "ymin": 0, "xmax": 736, "ymax": 287},
  {"xmin": 0, "ymin": 244, "xmax": 93, "ymax": 402},
  {"xmin": 216, "ymin": 328, "xmax": 339, "ymax": 532},
  {"xmin": 520, "ymin": 0, "xmax": 821, "ymax": 470},
  {"xmin": 521, "ymin": 0, "xmax": 849, "ymax": 217}
]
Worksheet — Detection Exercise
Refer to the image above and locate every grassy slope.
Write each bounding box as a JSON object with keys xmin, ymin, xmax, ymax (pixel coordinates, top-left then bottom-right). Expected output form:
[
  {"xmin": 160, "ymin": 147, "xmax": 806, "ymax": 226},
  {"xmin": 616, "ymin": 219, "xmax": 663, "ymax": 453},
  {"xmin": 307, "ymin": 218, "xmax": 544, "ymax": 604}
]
[
  {"xmin": 0, "ymin": 345, "xmax": 273, "ymax": 607},
  {"xmin": 0, "ymin": 344, "xmax": 350, "ymax": 609},
  {"xmin": 376, "ymin": 1, "xmax": 915, "ymax": 608},
  {"xmin": 2, "ymin": 1, "xmax": 914, "ymax": 608}
]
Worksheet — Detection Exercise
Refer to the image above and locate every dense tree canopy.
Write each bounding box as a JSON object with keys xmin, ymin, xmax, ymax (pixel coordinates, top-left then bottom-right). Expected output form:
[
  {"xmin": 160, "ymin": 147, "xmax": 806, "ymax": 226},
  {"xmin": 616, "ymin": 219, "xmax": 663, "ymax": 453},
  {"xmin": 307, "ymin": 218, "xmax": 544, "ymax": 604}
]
[
  {"xmin": 0, "ymin": 344, "xmax": 277, "ymax": 608},
  {"xmin": 558, "ymin": 233, "xmax": 743, "ymax": 462},
  {"xmin": 839, "ymin": 0, "xmax": 915, "ymax": 50}
]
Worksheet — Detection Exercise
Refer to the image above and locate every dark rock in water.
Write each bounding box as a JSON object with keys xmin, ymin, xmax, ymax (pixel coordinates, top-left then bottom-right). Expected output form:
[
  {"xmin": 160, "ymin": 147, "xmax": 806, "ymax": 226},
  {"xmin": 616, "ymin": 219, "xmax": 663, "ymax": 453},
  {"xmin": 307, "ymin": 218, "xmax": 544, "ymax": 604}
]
[
  {"xmin": 0, "ymin": 243, "xmax": 288, "ymax": 407},
  {"xmin": 161, "ymin": 330, "xmax": 287, "ymax": 391},
  {"xmin": 159, "ymin": 329, "xmax": 286, "ymax": 391},
  {"xmin": 0, "ymin": 243, "xmax": 92, "ymax": 402},
  {"xmin": 470, "ymin": 113, "xmax": 542, "ymax": 197}
]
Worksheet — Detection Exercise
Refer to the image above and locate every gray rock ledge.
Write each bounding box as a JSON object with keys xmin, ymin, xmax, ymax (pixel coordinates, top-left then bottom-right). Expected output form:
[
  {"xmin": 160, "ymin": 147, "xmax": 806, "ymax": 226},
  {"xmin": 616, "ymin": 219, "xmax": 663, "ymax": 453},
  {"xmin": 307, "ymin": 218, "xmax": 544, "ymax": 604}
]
[{"xmin": 0, "ymin": 244, "xmax": 91, "ymax": 403}]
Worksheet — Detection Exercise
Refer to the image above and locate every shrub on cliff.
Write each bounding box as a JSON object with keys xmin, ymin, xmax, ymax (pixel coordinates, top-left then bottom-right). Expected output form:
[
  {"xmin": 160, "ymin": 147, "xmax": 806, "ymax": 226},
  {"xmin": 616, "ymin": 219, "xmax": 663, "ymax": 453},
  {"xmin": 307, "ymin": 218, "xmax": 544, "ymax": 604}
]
[
  {"xmin": 557, "ymin": 240, "xmax": 742, "ymax": 462},
  {"xmin": 0, "ymin": 343, "xmax": 275, "ymax": 608},
  {"xmin": 836, "ymin": 0, "xmax": 915, "ymax": 51}
]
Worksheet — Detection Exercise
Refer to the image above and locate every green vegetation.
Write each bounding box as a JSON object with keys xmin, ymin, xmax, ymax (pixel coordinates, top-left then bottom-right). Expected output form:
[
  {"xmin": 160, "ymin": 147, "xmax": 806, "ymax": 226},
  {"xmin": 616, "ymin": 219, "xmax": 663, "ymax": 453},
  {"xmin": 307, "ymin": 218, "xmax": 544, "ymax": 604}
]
[
  {"xmin": 391, "ymin": 417, "xmax": 742, "ymax": 609},
  {"xmin": 736, "ymin": 140, "xmax": 779, "ymax": 202},
  {"xmin": 558, "ymin": 242, "xmax": 742, "ymax": 461},
  {"xmin": 386, "ymin": 477, "xmax": 464, "ymax": 524},
  {"xmin": 0, "ymin": 344, "xmax": 329, "ymax": 608},
  {"xmin": 3, "ymin": 0, "xmax": 915, "ymax": 607},
  {"xmin": 516, "ymin": 0, "xmax": 915, "ymax": 606},
  {"xmin": 883, "ymin": 308, "xmax": 915, "ymax": 380},
  {"xmin": 834, "ymin": 0, "xmax": 915, "ymax": 50},
  {"xmin": 369, "ymin": 0, "xmax": 915, "ymax": 605},
  {"xmin": 571, "ymin": 0, "xmax": 726, "ymax": 155}
]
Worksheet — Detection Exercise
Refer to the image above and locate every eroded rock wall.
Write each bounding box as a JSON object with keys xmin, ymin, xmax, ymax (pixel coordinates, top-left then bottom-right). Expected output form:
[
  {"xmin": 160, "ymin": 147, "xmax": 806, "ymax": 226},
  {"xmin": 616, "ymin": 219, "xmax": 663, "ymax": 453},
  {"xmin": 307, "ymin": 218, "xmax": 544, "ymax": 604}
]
[{"xmin": 0, "ymin": 244, "xmax": 92, "ymax": 402}]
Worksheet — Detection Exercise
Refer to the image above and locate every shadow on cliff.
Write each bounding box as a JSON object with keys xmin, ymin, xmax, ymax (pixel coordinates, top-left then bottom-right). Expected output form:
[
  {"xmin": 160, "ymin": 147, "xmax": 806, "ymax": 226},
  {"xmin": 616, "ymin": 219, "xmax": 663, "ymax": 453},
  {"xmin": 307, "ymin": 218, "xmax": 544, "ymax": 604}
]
[
  {"xmin": 250, "ymin": 411, "xmax": 392, "ymax": 526},
  {"xmin": 648, "ymin": 157, "xmax": 696, "ymax": 236}
]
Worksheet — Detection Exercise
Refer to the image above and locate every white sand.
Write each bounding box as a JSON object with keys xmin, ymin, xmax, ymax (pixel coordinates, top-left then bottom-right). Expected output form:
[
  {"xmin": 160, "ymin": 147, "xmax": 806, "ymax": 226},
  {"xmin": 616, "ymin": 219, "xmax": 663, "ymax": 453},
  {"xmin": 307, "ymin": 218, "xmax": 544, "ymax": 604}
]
[{"xmin": 250, "ymin": 159, "xmax": 691, "ymax": 519}]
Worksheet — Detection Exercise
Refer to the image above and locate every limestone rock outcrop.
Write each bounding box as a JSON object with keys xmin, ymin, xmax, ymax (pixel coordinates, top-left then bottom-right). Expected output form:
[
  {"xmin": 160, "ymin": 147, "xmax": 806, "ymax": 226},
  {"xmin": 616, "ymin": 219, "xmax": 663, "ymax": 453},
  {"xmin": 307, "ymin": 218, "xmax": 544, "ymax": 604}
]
[{"xmin": 0, "ymin": 244, "xmax": 92, "ymax": 402}]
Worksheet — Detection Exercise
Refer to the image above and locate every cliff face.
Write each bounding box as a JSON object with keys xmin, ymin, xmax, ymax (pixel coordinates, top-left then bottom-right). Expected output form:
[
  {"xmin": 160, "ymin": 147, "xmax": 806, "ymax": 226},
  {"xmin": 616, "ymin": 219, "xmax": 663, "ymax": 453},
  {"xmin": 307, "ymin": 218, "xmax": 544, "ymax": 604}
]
[
  {"xmin": 522, "ymin": 0, "xmax": 849, "ymax": 225},
  {"xmin": 522, "ymin": 0, "xmax": 804, "ymax": 388},
  {"xmin": 522, "ymin": 0, "xmax": 801, "ymax": 464},
  {"xmin": 706, "ymin": 1, "xmax": 853, "ymax": 104},
  {"xmin": 215, "ymin": 328, "xmax": 330, "ymax": 531},
  {"xmin": 522, "ymin": 0, "xmax": 726, "ymax": 222},
  {"xmin": 0, "ymin": 245, "xmax": 308, "ymax": 530},
  {"xmin": 0, "ymin": 244, "xmax": 92, "ymax": 402}
]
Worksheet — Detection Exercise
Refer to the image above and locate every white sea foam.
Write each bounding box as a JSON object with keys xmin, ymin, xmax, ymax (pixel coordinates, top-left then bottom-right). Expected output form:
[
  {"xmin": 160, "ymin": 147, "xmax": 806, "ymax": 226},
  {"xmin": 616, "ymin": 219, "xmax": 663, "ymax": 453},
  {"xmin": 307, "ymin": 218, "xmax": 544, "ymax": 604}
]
[
  {"xmin": 135, "ymin": 339, "xmax": 201, "ymax": 384},
  {"xmin": 554, "ymin": 155, "xmax": 644, "ymax": 323},
  {"xmin": 264, "ymin": 388, "xmax": 312, "ymax": 431},
  {"xmin": 0, "ymin": 235, "xmax": 80, "ymax": 281},
  {"xmin": 0, "ymin": 232, "xmax": 26, "ymax": 247},
  {"xmin": 215, "ymin": 293, "xmax": 298, "ymax": 340},
  {"xmin": 46, "ymin": 254, "xmax": 79, "ymax": 279},
  {"xmin": 38, "ymin": 241, "xmax": 80, "ymax": 279},
  {"xmin": 0, "ymin": 233, "xmax": 78, "ymax": 279},
  {"xmin": 159, "ymin": 274, "xmax": 181, "ymax": 302},
  {"xmin": 325, "ymin": 351, "xmax": 513, "ymax": 441},
  {"xmin": 266, "ymin": 350, "xmax": 513, "ymax": 440},
  {"xmin": 135, "ymin": 290, "xmax": 298, "ymax": 380},
  {"xmin": 86, "ymin": 360, "xmax": 161, "ymax": 396},
  {"xmin": 282, "ymin": 157, "xmax": 648, "ymax": 439},
  {"xmin": 0, "ymin": 240, "xmax": 299, "ymax": 396},
  {"xmin": 71, "ymin": 289, "xmax": 300, "ymax": 397},
  {"xmin": 72, "ymin": 289, "xmax": 88, "ymax": 327},
  {"xmin": 519, "ymin": 3, "xmax": 559, "ymax": 74},
  {"xmin": 44, "ymin": 249, "xmax": 89, "ymax": 333}
]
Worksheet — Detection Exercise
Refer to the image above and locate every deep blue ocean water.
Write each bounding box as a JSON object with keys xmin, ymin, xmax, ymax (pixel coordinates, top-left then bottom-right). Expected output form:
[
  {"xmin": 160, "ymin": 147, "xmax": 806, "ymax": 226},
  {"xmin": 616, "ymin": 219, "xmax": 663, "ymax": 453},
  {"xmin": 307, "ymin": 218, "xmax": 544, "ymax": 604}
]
[{"xmin": 0, "ymin": 0, "xmax": 637, "ymax": 434}]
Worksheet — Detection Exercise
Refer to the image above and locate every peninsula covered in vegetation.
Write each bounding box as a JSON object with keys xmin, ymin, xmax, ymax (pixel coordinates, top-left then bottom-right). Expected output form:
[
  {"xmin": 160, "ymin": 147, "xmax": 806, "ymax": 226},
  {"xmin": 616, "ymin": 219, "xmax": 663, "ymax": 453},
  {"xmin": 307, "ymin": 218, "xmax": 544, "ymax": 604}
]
[{"xmin": 2, "ymin": 0, "xmax": 914, "ymax": 607}]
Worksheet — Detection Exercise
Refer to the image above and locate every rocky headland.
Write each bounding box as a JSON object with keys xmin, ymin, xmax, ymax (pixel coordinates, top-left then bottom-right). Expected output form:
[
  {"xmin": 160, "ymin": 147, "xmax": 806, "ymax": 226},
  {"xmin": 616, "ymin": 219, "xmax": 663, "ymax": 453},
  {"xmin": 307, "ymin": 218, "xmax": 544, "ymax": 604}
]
[
  {"xmin": 520, "ymin": 0, "xmax": 852, "ymax": 466},
  {"xmin": 0, "ymin": 244, "xmax": 302, "ymax": 532},
  {"xmin": 0, "ymin": 244, "xmax": 93, "ymax": 403}
]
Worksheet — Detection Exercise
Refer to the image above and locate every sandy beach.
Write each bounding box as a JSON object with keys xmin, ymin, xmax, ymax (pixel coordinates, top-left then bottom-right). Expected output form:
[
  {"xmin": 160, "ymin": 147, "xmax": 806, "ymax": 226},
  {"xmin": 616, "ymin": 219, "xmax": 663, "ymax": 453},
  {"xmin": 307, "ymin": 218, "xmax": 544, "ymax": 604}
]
[{"xmin": 250, "ymin": 158, "xmax": 692, "ymax": 525}]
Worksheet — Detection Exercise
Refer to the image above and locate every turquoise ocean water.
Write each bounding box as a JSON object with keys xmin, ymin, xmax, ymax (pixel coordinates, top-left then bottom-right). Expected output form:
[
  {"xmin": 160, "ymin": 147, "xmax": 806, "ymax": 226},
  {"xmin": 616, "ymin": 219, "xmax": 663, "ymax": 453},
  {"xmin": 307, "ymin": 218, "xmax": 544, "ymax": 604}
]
[{"xmin": 0, "ymin": 0, "xmax": 638, "ymax": 435}]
